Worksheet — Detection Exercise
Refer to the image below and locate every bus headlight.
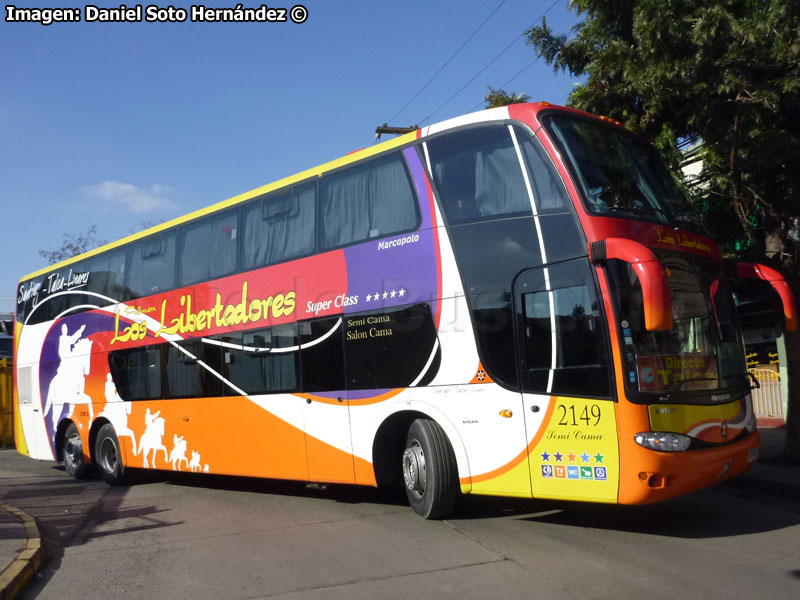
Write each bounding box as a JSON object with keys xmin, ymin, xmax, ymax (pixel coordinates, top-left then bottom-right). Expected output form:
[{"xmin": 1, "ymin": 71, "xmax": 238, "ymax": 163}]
[{"xmin": 634, "ymin": 432, "xmax": 691, "ymax": 452}]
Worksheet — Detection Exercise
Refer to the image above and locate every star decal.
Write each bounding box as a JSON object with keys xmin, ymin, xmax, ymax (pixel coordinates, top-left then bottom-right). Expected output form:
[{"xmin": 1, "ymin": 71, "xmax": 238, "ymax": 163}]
[
  {"xmin": 365, "ymin": 289, "xmax": 407, "ymax": 303},
  {"xmin": 593, "ymin": 452, "xmax": 604, "ymax": 464},
  {"xmin": 540, "ymin": 451, "xmax": 551, "ymax": 462},
  {"xmin": 567, "ymin": 452, "xmax": 577, "ymax": 463},
  {"xmin": 580, "ymin": 452, "xmax": 591, "ymax": 464},
  {"xmin": 553, "ymin": 451, "xmax": 563, "ymax": 462}
]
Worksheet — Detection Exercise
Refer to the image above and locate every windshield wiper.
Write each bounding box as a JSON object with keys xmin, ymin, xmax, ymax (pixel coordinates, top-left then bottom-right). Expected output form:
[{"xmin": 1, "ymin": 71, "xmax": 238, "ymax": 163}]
[{"xmin": 748, "ymin": 371, "xmax": 760, "ymax": 390}]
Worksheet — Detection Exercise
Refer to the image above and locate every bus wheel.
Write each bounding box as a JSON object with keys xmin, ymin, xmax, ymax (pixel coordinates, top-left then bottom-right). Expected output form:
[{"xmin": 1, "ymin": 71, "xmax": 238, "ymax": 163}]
[
  {"xmin": 62, "ymin": 423, "xmax": 90, "ymax": 479},
  {"xmin": 402, "ymin": 419, "xmax": 457, "ymax": 519},
  {"xmin": 95, "ymin": 424, "xmax": 126, "ymax": 485}
]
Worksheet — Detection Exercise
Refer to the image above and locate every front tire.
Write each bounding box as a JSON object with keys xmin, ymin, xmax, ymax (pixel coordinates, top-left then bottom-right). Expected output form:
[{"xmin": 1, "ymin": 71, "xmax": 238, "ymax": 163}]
[
  {"xmin": 94, "ymin": 424, "xmax": 127, "ymax": 485},
  {"xmin": 402, "ymin": 419, "xmax": 457, "ymax": 519},
  {"xmin": 62, "ymin": 422, "xmax": 90, "ymax": 479}
]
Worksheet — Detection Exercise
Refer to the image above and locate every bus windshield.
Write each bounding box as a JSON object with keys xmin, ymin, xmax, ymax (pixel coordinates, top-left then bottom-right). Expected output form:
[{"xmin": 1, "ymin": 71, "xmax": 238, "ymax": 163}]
[
  {"xmin": 544, "ymin": 114, "xmax": 705, "ymax": 231},
  {"xmin": 607, "ymin": 252, "xmax": 749, "ymax": 400}
]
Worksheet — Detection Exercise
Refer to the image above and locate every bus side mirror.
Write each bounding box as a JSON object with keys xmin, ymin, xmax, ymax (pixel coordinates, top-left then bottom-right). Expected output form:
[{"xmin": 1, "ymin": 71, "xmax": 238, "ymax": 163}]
[
  {"xmin": 589, "ymin": 238, "xmax": 673, "ymax": 331},
  {"xmin": 735, "ymin": 262, "xmax": 797, "ymax": 332}
]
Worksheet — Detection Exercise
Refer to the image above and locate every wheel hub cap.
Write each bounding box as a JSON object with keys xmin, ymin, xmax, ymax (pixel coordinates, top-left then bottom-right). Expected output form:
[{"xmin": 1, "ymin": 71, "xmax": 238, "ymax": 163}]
[{"xmin": 402, "ymin": 440, "xmax": 426, "ymax": 495}]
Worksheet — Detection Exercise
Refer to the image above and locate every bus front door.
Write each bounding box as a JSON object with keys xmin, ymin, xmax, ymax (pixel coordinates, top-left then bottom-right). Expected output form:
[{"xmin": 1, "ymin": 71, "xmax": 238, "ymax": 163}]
[{"xmin": 514, "ymin": 260, "xmax": 620, "ymax": 503}]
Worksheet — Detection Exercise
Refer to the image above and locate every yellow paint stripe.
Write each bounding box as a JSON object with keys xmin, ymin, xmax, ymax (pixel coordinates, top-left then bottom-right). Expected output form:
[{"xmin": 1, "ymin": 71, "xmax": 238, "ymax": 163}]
[
  {"xmin": 9, "ymin": 325, "xmax": 28, "ymax": 454},
  {"xmin": 19, "ymin": 132, "xmax": 418, "ymax": 283},
  {"xmin": 13, "ymin": 400, "xmax": 28, "ymax": 456}
]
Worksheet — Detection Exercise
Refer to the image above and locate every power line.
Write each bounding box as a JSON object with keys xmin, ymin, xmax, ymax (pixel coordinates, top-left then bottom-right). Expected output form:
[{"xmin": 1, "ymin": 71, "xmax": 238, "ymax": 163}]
[
  {"xmin": 421, "ymin": 0, "xmax": 562, "ymax": 124},
  {"xmin": 555, "ymin": 89, "xmax": 572, "ymax": 104},
  {"xmin": 422, "ymin": 35, "xmax": 523, "ymax": 124},
  {"xmin": 469, "ymin": 56, "xmax": 539, "ymax": 111},
  {"xmin": 497, "ymin": 57, "xmax": 540, "ymax": 91},
  {"xmin": 385, "ymin": 0, "xmax": 509, "ymax": 125}
]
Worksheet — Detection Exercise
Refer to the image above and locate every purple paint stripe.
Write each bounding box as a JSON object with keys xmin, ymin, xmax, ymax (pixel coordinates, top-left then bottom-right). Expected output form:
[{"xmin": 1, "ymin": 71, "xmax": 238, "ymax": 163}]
[
  {"xmin": 403, "ymin": 146, "xmax": 434, "ymax": 231},
  {"xmin": 403, "ymin": 143, "xmax": 441, "ymax": 322},
  {"xmin": 347, "ymin": 388, "xmax": 394, "ymax": 400},
  {"xmin": 308, "ymin": 388, "xmax": 397, "ymax": 401}
]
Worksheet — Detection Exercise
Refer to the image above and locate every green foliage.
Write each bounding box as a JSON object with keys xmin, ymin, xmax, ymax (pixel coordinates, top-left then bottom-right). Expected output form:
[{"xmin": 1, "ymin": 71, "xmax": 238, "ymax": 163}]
[
  {"xmin": 527, "ymin": 0, "xmax": 800, "ymax": 264},
  {"xmin": 484, "ymin": 87, "xmax": 530, "ymax": 108}
]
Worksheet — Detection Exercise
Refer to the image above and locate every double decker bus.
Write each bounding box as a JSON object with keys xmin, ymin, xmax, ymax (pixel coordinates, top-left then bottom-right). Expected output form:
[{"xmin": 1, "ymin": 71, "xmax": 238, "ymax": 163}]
[{"xmin": 13, "ymin": 103, "xmax": 796, "ymax": 518}]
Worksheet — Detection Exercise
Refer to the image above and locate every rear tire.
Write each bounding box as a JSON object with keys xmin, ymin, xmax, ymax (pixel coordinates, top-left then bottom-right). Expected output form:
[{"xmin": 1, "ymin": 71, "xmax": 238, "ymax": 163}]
[
  {"xmin": 94, "ymin": 424, "xmax": 127, "ymax": 485},
  {"xmin": 62, "ymin": 422, "xmax": 90, "ymax": 479},
  {"xmin": 402, "ymin": 418, "xmax": 457, "ymax": 519}
]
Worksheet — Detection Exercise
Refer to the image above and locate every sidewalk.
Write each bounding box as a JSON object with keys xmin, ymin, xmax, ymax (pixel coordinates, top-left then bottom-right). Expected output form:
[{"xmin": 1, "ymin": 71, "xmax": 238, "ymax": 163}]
[{"xmin": 0, "ymin": 503, "xmax": 42, "ymax": 600}]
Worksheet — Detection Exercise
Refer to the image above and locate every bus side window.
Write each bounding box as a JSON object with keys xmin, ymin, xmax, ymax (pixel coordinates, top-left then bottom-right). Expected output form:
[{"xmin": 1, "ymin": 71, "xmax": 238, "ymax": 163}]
[
  {"xmin": 126, "ymin": 233, "xmax": 176, "ymax": 299},
  {"xmin": 519, "ymin": 131, "xmax": 570, "ymax": 214},
  {"xmin": 299, "ymin": 317, "xmax": 345, "ymax": 393},
  {"xmin": 319, "ymin": 152, "xmax": 419, "ymax": 250},
  {"xmin": 108, "ymin": 346, "xmax": 162, "ymax": 401},
  {"xmin": 178, "ymin": 210, "xmax": 238, "ymax": 286},
  {"xmin": 86, "ymin": 248, "xmax": 127, "ymax": 301},
  {"xmin": 222, "ymin": 324, "xmax": 299, "ymax": 394},
  {"xmin": 427, "ymin": 125, "xmax": 532, "ymax": 225},
  {"xmin": 164, "ymin": 339, "xmax": 224, "ymax": 399},
  {"xmin": 242, "ymin": 183, "xmax": 316, "ymax": 270},
  {"xmin": 23, "ymin": 250, "xmax": 126, "ymax": 324}
]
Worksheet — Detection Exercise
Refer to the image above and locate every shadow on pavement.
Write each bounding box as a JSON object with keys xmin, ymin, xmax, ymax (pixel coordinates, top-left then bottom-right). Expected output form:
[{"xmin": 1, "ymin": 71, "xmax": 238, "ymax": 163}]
[
  {"xmin": 16, "ymin": 468, "xmax": 178, "ymax": 600},
  {"xmin": 128, "ymin": 467, "xmax": 410, "ymax": 509}
]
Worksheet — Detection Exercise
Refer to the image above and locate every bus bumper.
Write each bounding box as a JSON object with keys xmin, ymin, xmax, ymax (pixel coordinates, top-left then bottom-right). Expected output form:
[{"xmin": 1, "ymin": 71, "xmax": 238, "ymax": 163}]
[{"xmin": 617, "ymin": 430, "xmax": 760, "ymax": 505}]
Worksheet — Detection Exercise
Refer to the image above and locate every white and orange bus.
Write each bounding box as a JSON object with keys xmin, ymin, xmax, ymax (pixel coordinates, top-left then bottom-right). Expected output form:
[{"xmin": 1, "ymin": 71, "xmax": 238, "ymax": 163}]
[{"xmin": 13, "ymin": 103, "xmax": 796, "ymax": 518}]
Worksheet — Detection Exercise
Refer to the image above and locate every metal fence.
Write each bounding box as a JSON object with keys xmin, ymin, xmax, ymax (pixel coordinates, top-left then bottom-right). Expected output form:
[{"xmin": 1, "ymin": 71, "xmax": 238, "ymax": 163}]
[
  {"xmin": 749, "ymin": 368, "xmax": 784, "ymax": 419},
  {"xmin": 0, "ymin": 357, "xmax": 13, "ymax": 447}
]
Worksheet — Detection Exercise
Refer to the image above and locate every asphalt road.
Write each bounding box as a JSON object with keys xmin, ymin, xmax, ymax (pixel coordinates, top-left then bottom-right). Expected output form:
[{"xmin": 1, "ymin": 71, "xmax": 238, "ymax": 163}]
[{"xmin": 2, "ymin": 449, "xmax": 799, "ymax": 600}]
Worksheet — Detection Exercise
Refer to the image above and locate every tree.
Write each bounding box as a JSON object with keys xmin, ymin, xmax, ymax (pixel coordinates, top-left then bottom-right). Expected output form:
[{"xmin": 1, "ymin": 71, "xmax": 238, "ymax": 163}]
[
  {"xmin": 527, "ymin": 0, "xmax": 800, "ymax": 461},
  {"xmin": 484, "ymin": 87, "xmax": 530, "ymax": 108},
  {"xmin": 38, "ymin": 225, "xmax": 106, "ymax": 265},
  {"xmin": 128, "ymin": 219, "xmax": 165, "ymax": 235}
]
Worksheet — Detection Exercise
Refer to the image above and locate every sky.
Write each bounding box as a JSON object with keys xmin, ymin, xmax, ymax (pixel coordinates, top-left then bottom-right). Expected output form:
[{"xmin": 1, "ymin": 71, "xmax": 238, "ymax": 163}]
[{"xmin": 0, "ymin": 0, "xmax": 581, "ymax": 315}]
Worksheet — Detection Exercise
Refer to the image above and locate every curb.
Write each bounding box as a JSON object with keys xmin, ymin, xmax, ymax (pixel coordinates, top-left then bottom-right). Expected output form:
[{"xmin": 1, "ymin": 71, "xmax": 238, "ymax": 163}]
[
  {"xmin": 756, "ymin": 417, "xmax": 786, "ymax": 428},
  {"xmin": 0, "ymin": 504, "xmax": 43, "ymax": 600}
]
